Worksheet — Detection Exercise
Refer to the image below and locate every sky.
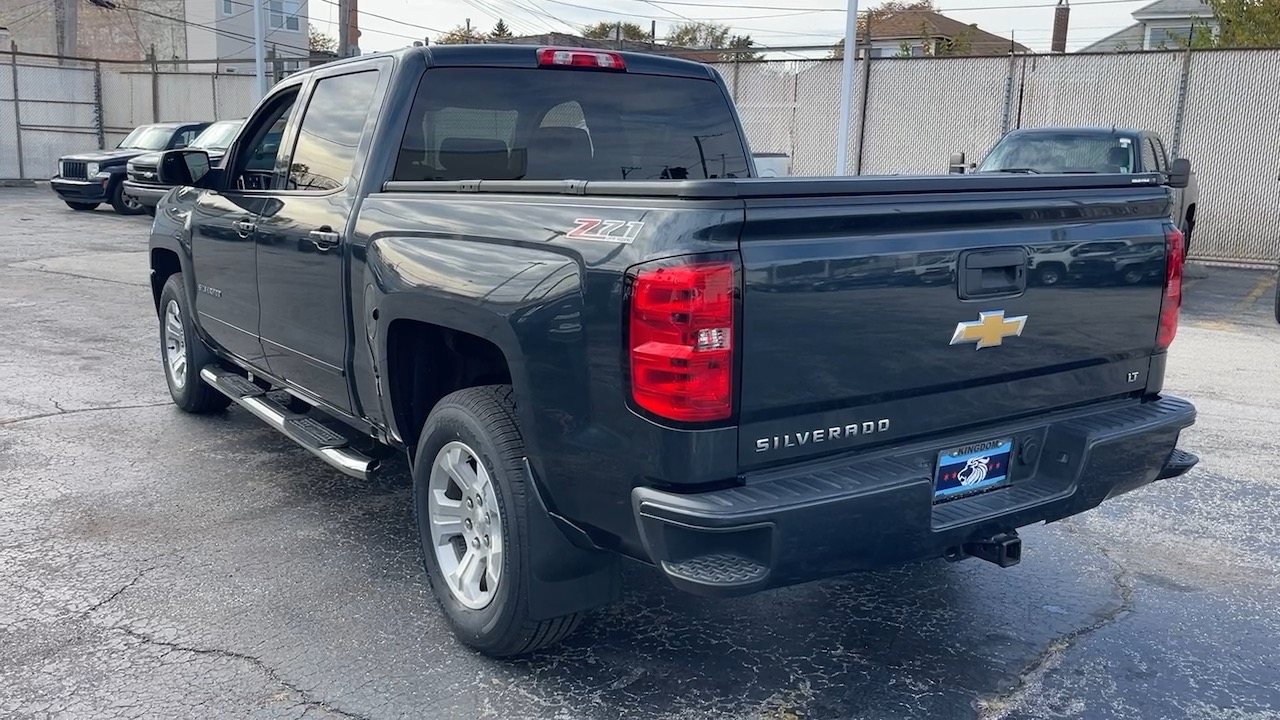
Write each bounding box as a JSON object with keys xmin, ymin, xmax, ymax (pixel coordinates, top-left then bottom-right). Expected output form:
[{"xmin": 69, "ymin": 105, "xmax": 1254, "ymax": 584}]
[{"xmin": 307, "ymin": 0, "xmax": 1157, "ymax": 56}]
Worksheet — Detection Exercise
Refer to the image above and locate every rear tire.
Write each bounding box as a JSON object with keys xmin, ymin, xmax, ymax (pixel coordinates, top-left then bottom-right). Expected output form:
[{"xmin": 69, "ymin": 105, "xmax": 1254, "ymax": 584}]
[
  {"xmin": 158, "ymin": 274, "xmax": 231, "ymax": 414},
  {"xmin": 413, "ymin": 385, "xmax": 581, "ymax": 657},
  {"xmin": 111, "ymin": 181, "xmax": 145, "ymax": 215},
  {"xmin": 66, "ymin": 201, "xmax": 98, "ymax": 212},
  {"xmin": 144, "ymin": 205, "xmax": 157, "ymax": 217}
]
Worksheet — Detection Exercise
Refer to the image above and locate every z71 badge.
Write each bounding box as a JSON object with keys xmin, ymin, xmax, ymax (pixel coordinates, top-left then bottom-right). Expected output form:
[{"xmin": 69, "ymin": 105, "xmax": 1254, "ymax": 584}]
[{"xmin": 566, "ymin": 218, "xmax": 644, "ymax": 243}]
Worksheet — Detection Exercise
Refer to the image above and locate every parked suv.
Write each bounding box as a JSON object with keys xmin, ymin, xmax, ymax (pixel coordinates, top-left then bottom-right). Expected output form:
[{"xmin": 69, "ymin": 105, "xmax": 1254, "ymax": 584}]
[
  {"xmin": 51, "ymin": 121, "xmax": 209, "ymax": 214},
  {"xmin": 124, "ymin": 119, "xmax": 244, "ymax": 215}
]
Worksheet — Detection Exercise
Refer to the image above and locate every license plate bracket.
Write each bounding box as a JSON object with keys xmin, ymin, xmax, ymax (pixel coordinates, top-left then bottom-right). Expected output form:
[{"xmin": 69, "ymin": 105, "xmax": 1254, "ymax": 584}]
[{"xmin": 934, "ymin": 437, "xmax": 1014, "ymax": 503}]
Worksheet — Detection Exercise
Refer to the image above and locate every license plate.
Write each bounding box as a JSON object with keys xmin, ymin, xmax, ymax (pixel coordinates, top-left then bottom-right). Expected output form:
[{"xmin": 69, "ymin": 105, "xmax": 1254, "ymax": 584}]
[{"xmin": 934, "ymin": 438, "xmax": 1014, "ymax": 502}]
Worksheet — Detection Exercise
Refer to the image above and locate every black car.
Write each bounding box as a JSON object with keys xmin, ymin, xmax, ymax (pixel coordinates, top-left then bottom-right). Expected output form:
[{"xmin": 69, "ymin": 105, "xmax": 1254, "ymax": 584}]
[
  {"xmin": 124, "ymin": 119, "xmax": 244, "ymax": 215},
  {"xmin": 51, "ymin": 121, "xmax": 209, "ymax": 215}
]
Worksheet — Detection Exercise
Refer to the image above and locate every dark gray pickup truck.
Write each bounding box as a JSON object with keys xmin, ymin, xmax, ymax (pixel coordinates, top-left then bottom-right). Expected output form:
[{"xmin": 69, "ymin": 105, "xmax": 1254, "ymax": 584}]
[{"xmin": 145, "ymin": 45, "xmax": 1199, "ymax": 657}]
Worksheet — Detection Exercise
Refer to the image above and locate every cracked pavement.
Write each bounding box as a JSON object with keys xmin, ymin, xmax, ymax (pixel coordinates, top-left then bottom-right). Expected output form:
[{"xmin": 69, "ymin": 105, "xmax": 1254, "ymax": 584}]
[{"xmin": 1, "ymin": 188, "xmax": 1277, "ymax": 719}]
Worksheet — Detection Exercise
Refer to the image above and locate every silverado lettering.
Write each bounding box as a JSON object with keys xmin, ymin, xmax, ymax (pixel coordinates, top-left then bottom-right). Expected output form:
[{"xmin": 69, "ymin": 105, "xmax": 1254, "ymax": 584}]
[
  {"xmin": 755, "ymin": 419, "xmax": 891, "ymax": 453},
  {"xmin": 144, "ymin": 44, "xmax": 1199, "ymax": 660}
]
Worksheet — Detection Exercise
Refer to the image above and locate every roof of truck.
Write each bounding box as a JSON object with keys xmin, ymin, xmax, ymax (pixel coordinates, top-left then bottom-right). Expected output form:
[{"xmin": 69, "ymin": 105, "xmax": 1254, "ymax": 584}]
[
  {"xmin": 292, "ymin": 43, "xmax": 719, "ymax": 81},
  {"xmin": 1004, "ymin": 126, "xmax": 1149, "ymax": 138}
]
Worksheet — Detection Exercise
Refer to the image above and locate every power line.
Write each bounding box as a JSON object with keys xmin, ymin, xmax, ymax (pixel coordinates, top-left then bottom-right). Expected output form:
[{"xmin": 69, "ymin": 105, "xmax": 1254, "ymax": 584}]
[
  {"xmin": 634, "ymin": 0, "xmax": 1150, "ymax": 10},
  {"xmin": 524, "ymin": 0, "xmax": 830, "ymax": 22},
  {"xmin": 501, "ymin": 0, "xmax": 587, "ymax": 33},
  {"xmin": 128, "ymin": 6, "xmax": 313, "ymax": 55},
  {"xmin": 314, "ymin": 0, "xmax": 447, "ymax": 35},
  {"xmin": 463, "ymin": 0, "xmax": 557, "ymax": 36}
]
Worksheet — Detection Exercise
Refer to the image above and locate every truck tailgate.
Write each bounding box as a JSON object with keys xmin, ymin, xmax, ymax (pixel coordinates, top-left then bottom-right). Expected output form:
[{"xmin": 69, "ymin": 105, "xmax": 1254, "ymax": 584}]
[{"xmin": 737, "ymin": 188, "xmax": 1172, "ymax": 466}]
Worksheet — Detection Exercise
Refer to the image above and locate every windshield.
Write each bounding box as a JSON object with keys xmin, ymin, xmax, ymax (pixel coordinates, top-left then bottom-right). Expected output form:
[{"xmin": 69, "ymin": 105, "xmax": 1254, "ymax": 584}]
[
  {"xmin": 117, "ymin": 125, "xmax": 175, "ymax": 151},
  {"xmin": 977, "ymin": 133, "xmax": 1136, "ymax": 174},
  {"xmin": 393, "ymin": 67, "xmax": 751, "ymax": 182},
  {"xmin": 191, "ymin": 120, "xmax": 243, "ymax": 150}
]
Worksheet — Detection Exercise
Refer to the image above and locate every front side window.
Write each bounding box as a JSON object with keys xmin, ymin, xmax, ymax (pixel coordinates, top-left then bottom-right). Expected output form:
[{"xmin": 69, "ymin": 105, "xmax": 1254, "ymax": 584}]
[
  {"xmin": 172, "ymin": 128, "xmax": 202, "ymax": 148},
  {"xmin": 230, "ymin": 91, "xmax": 297, "ymax": 191},
  {"xmin": 285, "ymin": 71, "xmax": 378, "ymax": 192},
  {"xmin": 1152, "ymin": 137, "xmax": 1170, "ymax": 169},
  {"xmin": 1141, "ymin": 139, "xmax": 1160, "ymax": 173},
  {"xmin": 394, "ymin": 67, "xmax": 750, "ymax": 182}
]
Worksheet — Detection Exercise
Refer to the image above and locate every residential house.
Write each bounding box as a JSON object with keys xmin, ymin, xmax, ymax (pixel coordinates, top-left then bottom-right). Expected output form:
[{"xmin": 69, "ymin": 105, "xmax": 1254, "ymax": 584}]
[
  {"xmin": 854, "ymin": 10, "xmax": 1030, "ymax": 57},
  {"xmin": 187, "ymin": 0, "xmax": 310, "ymax": 73},
  {"xmin": 1078, "ymin": 0, "xmax": 1216, "ymax": 52},
  {"xmin": 0, "ymin": 0, "xmax": 307, "ymax": 71}
]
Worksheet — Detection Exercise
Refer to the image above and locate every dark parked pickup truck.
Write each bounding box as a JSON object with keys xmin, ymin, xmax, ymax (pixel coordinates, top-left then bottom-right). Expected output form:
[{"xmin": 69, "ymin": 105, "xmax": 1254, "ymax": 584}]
[
  {"xmin": 951, "ymin": 127, "xmax": 1200, "ymax": 255},
  {"xmin": 146, "ymin": 45, "xmax": 1199, "ymax": 657}
]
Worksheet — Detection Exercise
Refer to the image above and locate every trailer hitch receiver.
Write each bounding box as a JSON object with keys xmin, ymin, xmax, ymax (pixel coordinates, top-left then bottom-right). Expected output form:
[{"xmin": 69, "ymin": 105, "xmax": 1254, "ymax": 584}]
[{"xmin": 962, "ymin": 530, "xmax": 1022, "ymax": 568}]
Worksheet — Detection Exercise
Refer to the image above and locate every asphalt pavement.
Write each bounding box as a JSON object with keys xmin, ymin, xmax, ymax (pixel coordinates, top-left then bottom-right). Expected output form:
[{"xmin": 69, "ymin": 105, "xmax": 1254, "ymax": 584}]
[{"xmin": 1, "ymin": 187, "xmax": 1277, "ymax": 720}]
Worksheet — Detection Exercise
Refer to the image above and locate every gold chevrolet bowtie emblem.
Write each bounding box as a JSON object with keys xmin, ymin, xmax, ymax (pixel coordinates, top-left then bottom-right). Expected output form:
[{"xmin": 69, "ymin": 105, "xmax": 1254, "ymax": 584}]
[{"xmin": 950, "ymin": 310, "xmax": 1027, "ymax": 349}]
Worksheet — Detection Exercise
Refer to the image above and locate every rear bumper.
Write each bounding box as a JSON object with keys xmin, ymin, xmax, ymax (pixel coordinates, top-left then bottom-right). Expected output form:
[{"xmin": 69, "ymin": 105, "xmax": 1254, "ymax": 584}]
[
  {"xmin": 632, "ymin": 396, "xmax": 1197, "ymax": 597},
  {"xmin": 51, "ymin": 177, "xmax": 111, "ymax": 203},
  {"xmin": 121, "ymin": 181, "xmax": 169, "ymax": 207}
]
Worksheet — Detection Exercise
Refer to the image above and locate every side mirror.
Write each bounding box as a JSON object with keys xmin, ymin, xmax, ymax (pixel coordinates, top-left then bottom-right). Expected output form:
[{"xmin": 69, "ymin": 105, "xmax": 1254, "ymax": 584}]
[
  {"xmin": 157, "ymin": 149, "xmax": 212, "ymax": 187},
  {"xmin": 948, "ymin": 152, "xmax": 967, "ymax": 174},
  {"xmin": 1167, "ymin": 158, "xmax": 1191, "ymax": 188}
]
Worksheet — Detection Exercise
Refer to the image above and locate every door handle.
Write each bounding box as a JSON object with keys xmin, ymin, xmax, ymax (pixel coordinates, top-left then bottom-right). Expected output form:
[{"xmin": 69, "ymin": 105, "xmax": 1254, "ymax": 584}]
[
  {"xmin": 308, "ymin": 228, "xmax": 340, "ymax": 252},
  {"xmin": 233, "ymin": 219, "xmax": 256, "ymax": 237},
  {"xmin": 958, "ymin": 248, "xmax": 1027, "ymax": 299}
]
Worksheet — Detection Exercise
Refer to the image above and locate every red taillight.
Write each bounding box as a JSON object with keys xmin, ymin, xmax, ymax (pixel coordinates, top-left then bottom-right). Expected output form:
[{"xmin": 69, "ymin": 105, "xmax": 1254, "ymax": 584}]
[
  {"xmin": 629, "ymin": 259, "xmax": 736, "ymax": 423},
  {"xmin": 1157, "ymin": 226, "xmax": 1185, "ymax": 350},
  {"xmin": 537, "ymin": 48, "xmax": 626, "ymax": 71}
]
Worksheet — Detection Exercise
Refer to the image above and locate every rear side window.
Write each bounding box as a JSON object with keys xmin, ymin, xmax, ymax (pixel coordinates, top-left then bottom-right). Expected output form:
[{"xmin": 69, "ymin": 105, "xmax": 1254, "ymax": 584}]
[{"xmin": 394, "ymin": 68, "xmax": 750, "ymax": 182}]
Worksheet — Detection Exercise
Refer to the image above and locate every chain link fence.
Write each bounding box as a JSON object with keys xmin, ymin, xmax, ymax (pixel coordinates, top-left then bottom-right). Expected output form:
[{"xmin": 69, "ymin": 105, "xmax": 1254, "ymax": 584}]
[
  {"xmin": 714, "ymin": 47, "xmax": 1280, "ymax": 264},
  {"xmin": 2, "ymin": 47, "xmax": 1278, "ymax": 263},
  {"xmin": 1, "ymin": 49, "xmax": 289, "ymax": 179}
]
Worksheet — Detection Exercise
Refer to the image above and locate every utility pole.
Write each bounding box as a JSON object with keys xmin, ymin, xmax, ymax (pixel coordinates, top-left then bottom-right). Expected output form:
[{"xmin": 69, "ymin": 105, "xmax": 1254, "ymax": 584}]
[
  {"xmin": 465, "ymin": 18, "xmax": 471, "ymax": 44},
  {"xmin": 54, "ymin": 0, "xmax": 78, "ymax": 63},
  {"xmin": 834, "ymin": 0, "xmax": 860, "ymax": 176},
  {"xmin": 338, "ymin": 0, "xmax": 350, "ymax": 56},
  {"xmin": 252, "ymin": 0, "xmax": 267, "ymax": 96},
  {"xmin": 348, "ymin": 0, "xmax": 360, "ymax": 55}
]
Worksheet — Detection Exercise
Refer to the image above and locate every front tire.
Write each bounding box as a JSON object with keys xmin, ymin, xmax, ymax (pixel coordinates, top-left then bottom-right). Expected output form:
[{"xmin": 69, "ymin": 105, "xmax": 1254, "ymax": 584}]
[
  {"xmin": 158, "ymin": 274, "xmax": 231, "ymax": 414},
  {"xmin": 1037, "ymin": 264, "xmax": 1064, "ymax": 286},
  {"xmin": 413, "ymin": 385, "xmax": 581, "ymax": 657},
  {"xmin": 65, "ymin": 201, "xmax": 98, "ymax": 212},
  {"xmin": 111, "ymin": 181, "xmax": 145, "ymax": 215}
]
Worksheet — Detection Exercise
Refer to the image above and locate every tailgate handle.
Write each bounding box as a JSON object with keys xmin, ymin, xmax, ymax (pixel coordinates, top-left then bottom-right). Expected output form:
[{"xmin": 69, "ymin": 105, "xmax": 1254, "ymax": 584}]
[{"xmin": 958, "ymin": 248, "xmax": 1027, "ymax": 300}]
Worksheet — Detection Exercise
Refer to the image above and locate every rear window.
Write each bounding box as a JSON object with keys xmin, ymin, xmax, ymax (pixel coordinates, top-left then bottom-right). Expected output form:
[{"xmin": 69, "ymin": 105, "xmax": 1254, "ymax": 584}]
[
  {"xmin": 978, "ymin": 133, "xmax": 1136, "ymax": 174},
  {"xmin": 393, "ymin": 68, "xmax": 751, "ymax": 182}
]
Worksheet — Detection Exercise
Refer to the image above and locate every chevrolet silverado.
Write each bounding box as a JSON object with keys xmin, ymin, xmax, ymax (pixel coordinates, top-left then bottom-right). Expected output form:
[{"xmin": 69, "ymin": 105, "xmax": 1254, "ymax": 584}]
[{"xmin": 145, "ymin": 45, "xmax": 1199, "ymax": 657}]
